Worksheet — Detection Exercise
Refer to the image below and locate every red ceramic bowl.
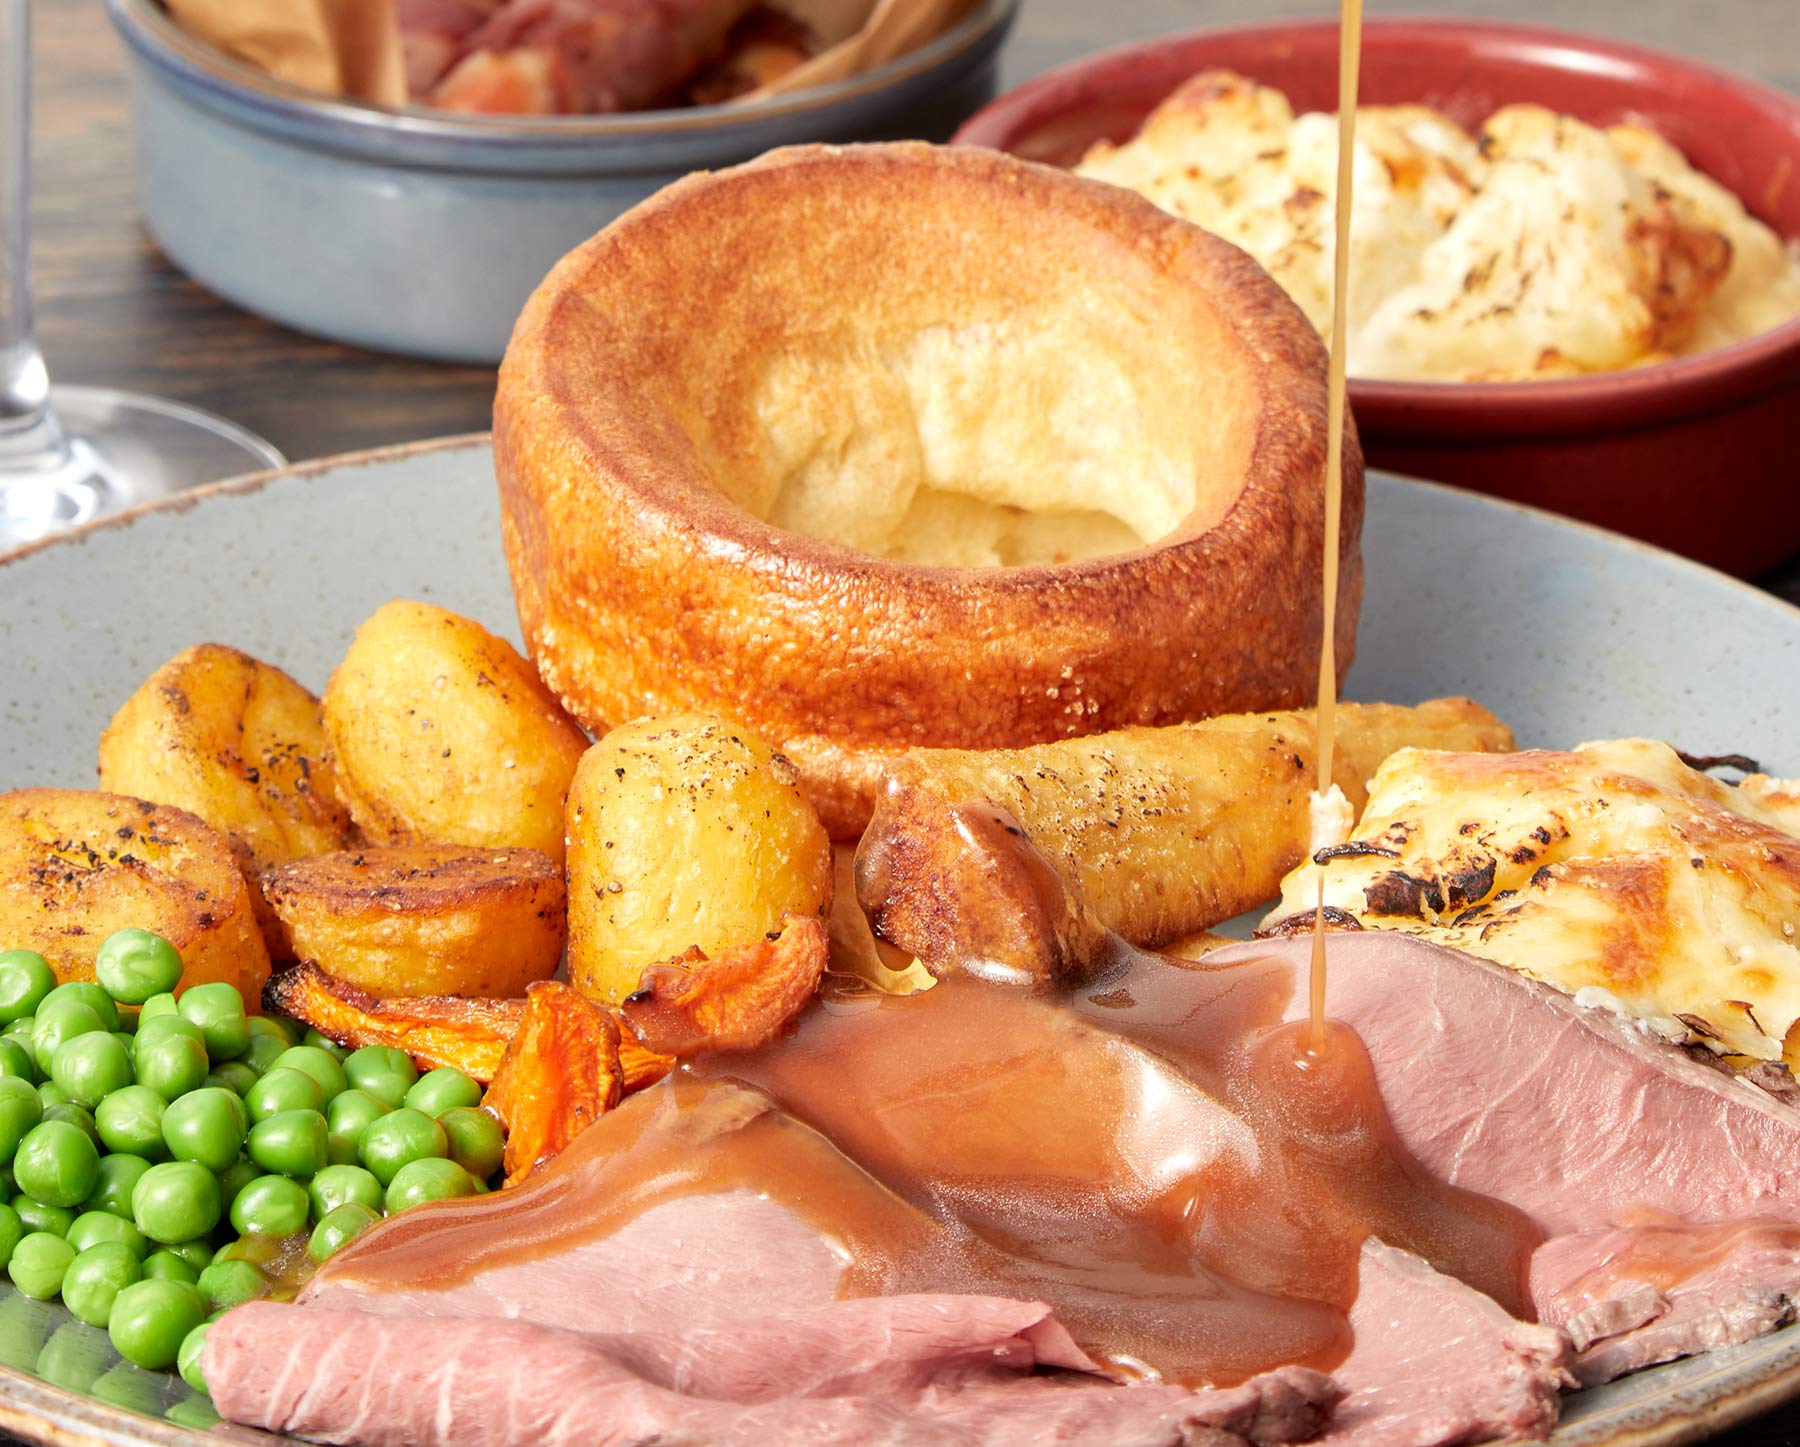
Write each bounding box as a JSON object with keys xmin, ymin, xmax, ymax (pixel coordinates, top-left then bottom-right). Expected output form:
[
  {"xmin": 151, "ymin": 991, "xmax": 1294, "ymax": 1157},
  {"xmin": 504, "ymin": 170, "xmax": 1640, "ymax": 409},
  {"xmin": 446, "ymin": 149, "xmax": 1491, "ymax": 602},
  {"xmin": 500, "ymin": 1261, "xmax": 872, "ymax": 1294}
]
[{"xmin": 955, "ymin": 20, "xmax": 1800, "ymax": 577}]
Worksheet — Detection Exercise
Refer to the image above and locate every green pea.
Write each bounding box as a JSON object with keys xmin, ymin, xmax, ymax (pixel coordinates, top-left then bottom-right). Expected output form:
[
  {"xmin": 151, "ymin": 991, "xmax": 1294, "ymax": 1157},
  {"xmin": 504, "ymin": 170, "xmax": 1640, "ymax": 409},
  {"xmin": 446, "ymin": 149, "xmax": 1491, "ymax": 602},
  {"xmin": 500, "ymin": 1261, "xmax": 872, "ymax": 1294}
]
[
  {"xmin": 357, "ymin": 1107, "xmax": 446, "ymax": 1187},
  {"xmin": 134, "ymin": 1014, "xmax": 206, "ymax": 1051},
  {"xmin": 137, "ymin": 993, "xmax": 179, "ymax": 1024},
  {"xmin": 42, "ymin": 979, "xmax": 121, "ymax": 1036},
  {"xmin": 0, "ymin": 1203, "xmax": 21, "ymax": 1267},
  {"xmin": 12, "ymin": 1195, "xmax": 74, "ymax": 1237},
  {"xmin": 343, "ymin": 1046, "xmax": 416, "ymax": 1108},
  {"xmin": 326, "ymin": 1088, "xmax": 390, "ymax": 1151},
  {"xmin": 241, "ymin": 1033, "xmax": 286, "ymax": 1076},
  {"xmin": 195, "ymin": 1256, "xmax": 267, "ymax": 1313},
  {"xmin": 50, "ymin": 1031, "xmax": 133, "ymax": 1109},
  {"xmin": 133, "ymin": 1031, "xmax": 209, "ymax": 1101},
  {"xmin": 208, "ymin": 1060, "xmax": 259, "ymax": 1097},
  {"xmin": 92, "ymin": 1360, "xmax": 170, "ymax": 1415},
  {"xmin": 438, "ymin": 1107, "xmax": 504, "ymax": 1182},
  {"xmin": 0, "ymin": 1165, "xmax": 13, "ymax": 1198},
  {"xmin": 166, "ymin": 1393, "xmax": 221, "ymax": 1429},
  {"xmin": 404, "ymin": 1067, "xmax": 480, "ymax": 1118},
  {"xmin": 34, "ymin": 1318, "xmax": 113, "ymax": 1391},
  {"xmin": 0, "ymin": 952, "xmax": 55, "ymax": 1024},
  {"xmin": 1, "ymin": 1016, "xmax": 34, "ymax": 1045},
  {"xmin": 176, "ymin": 1319, "xmax": 209, "ymax": 1394},
  {"xmin": 66, "ymin": 1211, "xmax": 146, "ymax": 1259},
  {"xmin": 61, "ymin": 1241, "xmax": 142, "ymax": 1327},
  {"xmin": 162, "ymin": 1237, "xmax": 214, "ymax": 1272},
  {"xmin": 269, "ymin": 1046, "xmax": 346, "ymax": 1102},
  {"xmin": 141, "ymin": 1250, "xmax": 198, "ymax": 1285},
  {"xmin": 0, "ymin": 1039, "xmax": 36, "ymax": 1083},
  {"xmin": 326, "ymin": 1132, "xmax": 359, "ymax": 1166},
  {"xmin": 32, "ymin": 998, "xmax": 104, "ymax": 1076},
  {"xmin": 177, "ymin": 983, "xmax": 249, "ymax": 1063},
  {"xmin": 85, "ymin": 1154, "xmax": 152, "ymax": 1220},
  {"xmin": 111, "ymin": 1030, "xmax": 136, "ymax": 1052},
  {"xmin": 134, "ymin": 1015, "xmax": 207, "ymax": 1051},
  {"xmin": 8, "ymin": 1231, "xmax": 74, "ymax": 1298},
  {"xmin": 385, "ymin": 1156, "xmax": 477, "ymax": 1213},
  {"xmin": 95, "ymin": 929, "xmax": 184, "ymax": 1006},
  {"xmin": 0, "ymin": 1075, "xmax": 43, "ymax": 1160},
  {"xmin": 308, "ymin": 1164, "xmax": 383, "ymax": 1220},
  {"xmin": 308, "ymin": 1201, "xmax": 379, "ymax": 1262},
  {"xmin": 160, "ymin": 1088, "xmax": 246, "ymax": 1172},
  {"xmin": 229, "ymin": 1174, "xmax": 310, "ymax": 1237},
  {"xmin": 131, "ymin": 1161, "xmax": 220, "ymax": 1245},
  {"xmin": 247, "ymin": 1015, "xmax": 298, "ymax": 1047},
  {"xmin": 95, "ymin": 1087, "xmax": 168, "ymax": 1160},
  {"xmin": 42, "ymin": 1102, "xmax": 101, "ymax": 1149},
  {"xmin": 301, "ymin": 1028, "xmax": 350, "ymax": 1061},
  {"xmin": 214, "ymin": 1156, "xmax": 259, "ymax": 1216},
  {"xmin": 14, "ymin": 1120, "xmax": 100, "ymax": 1207},
  {"xmin": 33, "ymin": 1081, "xmax": 68, "ymax": 1108},
  {"xmin": 41, "ymin": 982, "xmax": 120, "ymax": 1033},
  {"xmin": 246, "ymin": 1066, "xmax": 323, "ymax": 1124},
  {"xmin": 248, "ymin": 1109, "xmax": 329, "ymax": 1178},
  {"xmin": 108, "ymin": 1277, "xmax": 204, "ymax": 1369}
]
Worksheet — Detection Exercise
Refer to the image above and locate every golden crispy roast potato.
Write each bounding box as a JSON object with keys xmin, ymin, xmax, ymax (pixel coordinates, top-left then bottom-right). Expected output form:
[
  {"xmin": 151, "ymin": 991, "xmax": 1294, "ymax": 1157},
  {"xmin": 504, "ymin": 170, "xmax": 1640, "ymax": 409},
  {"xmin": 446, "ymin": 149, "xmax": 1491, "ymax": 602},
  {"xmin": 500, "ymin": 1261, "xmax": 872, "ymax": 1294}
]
[
  {"xmin": 858, "ymin": 698, "xmax": 1514, "ymax": 966},
  {"xmin": 0, "ymin": 789, "xmax": 269, "ymax": 997},
  {"xmin": 97, "ymin": 643, "xmax": 353, "ymax": 957},
  {"xmin": 263, "ymin": 844, "xmax": 564, "ymax": 998},
  {"xmin": 321, "ymin": 601, "xmax": 589, "ymax": 864},
  {"xmin": 566, "ymin": 713, "xmax": 833, "ymax": 1003},
  {"xmin": 98, "ymin": 643, "xmax": 352, "ymax": 867}
]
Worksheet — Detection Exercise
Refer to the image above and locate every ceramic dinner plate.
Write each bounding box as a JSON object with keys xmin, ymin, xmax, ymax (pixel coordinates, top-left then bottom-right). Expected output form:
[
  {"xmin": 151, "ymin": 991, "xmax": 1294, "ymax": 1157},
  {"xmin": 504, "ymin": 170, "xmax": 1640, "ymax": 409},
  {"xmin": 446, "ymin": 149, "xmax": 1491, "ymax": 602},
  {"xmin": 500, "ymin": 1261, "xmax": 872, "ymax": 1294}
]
[{"xmin": 0, "ymin": 434, "xmax": 1796, "ymax": 1446}]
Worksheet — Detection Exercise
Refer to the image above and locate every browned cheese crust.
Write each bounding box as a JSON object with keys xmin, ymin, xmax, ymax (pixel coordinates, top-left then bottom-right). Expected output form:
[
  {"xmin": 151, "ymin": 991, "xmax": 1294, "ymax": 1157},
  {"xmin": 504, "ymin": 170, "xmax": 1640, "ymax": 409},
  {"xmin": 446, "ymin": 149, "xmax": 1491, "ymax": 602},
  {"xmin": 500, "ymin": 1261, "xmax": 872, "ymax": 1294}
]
[{"xmin": 494, "ymin": 142, "xmax": 1363, "ymax": 838}]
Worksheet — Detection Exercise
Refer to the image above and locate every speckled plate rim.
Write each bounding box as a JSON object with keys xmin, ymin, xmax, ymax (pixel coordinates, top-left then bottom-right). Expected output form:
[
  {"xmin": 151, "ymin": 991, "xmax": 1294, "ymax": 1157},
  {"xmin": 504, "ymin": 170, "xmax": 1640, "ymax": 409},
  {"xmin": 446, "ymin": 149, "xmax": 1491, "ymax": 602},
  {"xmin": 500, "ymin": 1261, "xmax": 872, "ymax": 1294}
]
[
  {"xmin": 6, "ymin": 431, "xmax": 1796, "ymax": 637},
  {"xmin": 1, "ymin": 435, "xmax": 1799, "ymax": 1446}
]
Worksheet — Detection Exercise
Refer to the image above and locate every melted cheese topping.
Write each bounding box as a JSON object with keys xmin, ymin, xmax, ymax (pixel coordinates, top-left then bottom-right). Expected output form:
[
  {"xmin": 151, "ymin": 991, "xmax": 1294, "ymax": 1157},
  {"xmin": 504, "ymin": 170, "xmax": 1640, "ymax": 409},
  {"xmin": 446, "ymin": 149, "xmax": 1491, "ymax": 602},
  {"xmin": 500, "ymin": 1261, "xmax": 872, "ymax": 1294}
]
[
  {"xmin": 1076, "ymin": 73, "xmax": 1800, "ymax": 382},
  {"xmin": 1269, "ymin": 740, "xmax": 1800, "ymax": 1063}
]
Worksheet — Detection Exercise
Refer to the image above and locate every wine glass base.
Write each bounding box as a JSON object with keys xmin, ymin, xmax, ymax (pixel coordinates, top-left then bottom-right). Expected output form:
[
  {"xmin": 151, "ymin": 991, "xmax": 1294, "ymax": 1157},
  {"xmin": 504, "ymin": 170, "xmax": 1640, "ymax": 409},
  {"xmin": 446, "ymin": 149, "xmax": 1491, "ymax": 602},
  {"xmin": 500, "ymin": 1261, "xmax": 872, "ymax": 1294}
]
[{"xmin": 0, "ymin": 386, "xmax": 285, "ymax": 549}]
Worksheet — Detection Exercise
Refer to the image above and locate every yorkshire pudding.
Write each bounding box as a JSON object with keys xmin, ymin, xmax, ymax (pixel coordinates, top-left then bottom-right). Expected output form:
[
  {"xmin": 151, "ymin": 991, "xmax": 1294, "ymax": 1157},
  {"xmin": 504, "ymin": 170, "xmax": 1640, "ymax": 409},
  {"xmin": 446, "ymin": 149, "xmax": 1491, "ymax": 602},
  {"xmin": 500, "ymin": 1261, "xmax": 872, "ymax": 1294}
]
[{"xmin": 495, "ymin": 142, "xmax": 1362, "ymax": 838}]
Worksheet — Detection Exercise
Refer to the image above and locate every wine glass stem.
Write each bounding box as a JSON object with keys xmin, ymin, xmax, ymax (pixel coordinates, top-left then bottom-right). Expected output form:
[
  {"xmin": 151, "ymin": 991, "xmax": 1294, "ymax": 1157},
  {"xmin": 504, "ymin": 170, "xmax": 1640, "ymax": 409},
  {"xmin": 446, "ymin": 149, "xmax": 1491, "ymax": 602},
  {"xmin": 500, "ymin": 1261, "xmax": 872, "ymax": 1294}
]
[{"xmin": 0, "ymin": 0, "xmax": 67, "ymax": 470}]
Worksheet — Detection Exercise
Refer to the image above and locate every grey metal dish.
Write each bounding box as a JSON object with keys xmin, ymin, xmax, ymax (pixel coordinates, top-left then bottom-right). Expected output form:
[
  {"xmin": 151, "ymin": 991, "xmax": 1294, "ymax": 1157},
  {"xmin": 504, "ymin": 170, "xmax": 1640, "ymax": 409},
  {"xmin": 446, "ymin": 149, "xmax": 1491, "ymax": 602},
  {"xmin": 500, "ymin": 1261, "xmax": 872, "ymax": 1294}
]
[
  {"xmin": 1, "ymin": 436, "xmax": 1799, "ymax": 1445},
  {"xmin": 104, "ymin": 0, "xmax": 1019, "ymax": 364}
]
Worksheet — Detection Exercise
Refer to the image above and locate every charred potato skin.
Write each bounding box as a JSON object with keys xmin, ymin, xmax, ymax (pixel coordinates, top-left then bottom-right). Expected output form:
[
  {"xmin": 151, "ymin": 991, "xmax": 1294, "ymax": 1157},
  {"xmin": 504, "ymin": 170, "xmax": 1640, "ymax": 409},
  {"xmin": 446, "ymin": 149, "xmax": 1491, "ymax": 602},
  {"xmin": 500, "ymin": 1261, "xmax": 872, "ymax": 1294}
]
[
  {"xmin": 566, "ymin": 714, "xmax": 834, "ymax": 1004},
  {"xmin": 321, "ymin": 601, "xmax": 589, "ymax": 864},
  {"xmin": 263, "ymin": 843, "xmax": 564, "ymax": 998},
  {"xmin": 0, "ymin": 788, "xmax": 269, "ymax": 997}
]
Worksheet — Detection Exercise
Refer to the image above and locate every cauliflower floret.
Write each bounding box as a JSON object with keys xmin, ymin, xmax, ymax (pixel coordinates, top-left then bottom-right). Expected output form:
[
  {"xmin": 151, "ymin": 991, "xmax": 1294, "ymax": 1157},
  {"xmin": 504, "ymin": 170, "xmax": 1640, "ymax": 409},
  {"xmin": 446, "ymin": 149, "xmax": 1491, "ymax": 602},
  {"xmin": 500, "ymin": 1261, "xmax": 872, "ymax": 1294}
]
[{"xmin": 1077, "ymin": 79, "xmax": 1800, "ymax": 382}]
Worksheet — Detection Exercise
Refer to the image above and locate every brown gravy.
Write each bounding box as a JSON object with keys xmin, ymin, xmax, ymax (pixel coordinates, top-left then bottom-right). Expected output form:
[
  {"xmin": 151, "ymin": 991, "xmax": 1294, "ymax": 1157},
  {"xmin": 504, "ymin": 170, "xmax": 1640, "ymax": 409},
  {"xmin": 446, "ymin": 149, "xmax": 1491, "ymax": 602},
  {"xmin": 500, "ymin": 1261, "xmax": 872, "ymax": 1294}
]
[
  {"xmin": 695, "ymin": 939, "xmax": 1539, "ymax": 1386},
  {"xmin": 321, "ymin": 936, "xmax": 1539, "ymax": 1388}
]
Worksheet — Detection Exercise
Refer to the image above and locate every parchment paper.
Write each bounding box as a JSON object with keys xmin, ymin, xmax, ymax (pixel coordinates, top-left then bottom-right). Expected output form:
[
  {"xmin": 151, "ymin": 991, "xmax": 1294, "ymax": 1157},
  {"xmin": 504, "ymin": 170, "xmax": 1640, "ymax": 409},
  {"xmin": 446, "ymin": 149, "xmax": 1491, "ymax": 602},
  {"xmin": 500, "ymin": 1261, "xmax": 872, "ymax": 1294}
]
[
  {"xmin": 161, "ymin": 0, "xmax": 971, "ymax": 111},
  {"xmin": 166, "ymin": 0, "xmax": 407, "ymax": 106}
]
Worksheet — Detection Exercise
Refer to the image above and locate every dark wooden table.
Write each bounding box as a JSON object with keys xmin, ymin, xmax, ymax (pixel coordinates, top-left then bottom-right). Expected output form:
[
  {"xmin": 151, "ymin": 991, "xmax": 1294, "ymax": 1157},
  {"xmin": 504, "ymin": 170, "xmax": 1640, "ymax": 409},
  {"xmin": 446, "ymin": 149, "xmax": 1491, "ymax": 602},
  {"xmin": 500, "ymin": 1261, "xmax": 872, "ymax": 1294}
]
[{"xmin": 22, "ymin": 1, "xmax": 1800, "ymax": 1443}]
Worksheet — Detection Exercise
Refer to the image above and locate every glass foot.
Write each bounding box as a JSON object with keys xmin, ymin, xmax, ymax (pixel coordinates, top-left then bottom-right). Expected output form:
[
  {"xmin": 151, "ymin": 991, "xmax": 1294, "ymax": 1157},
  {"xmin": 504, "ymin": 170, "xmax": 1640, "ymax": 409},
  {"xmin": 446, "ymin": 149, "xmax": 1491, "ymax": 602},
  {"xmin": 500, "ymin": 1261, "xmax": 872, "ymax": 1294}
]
[{"xmin": 0, "ymin": 386, "xmax": 285, "ymax": 550}]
